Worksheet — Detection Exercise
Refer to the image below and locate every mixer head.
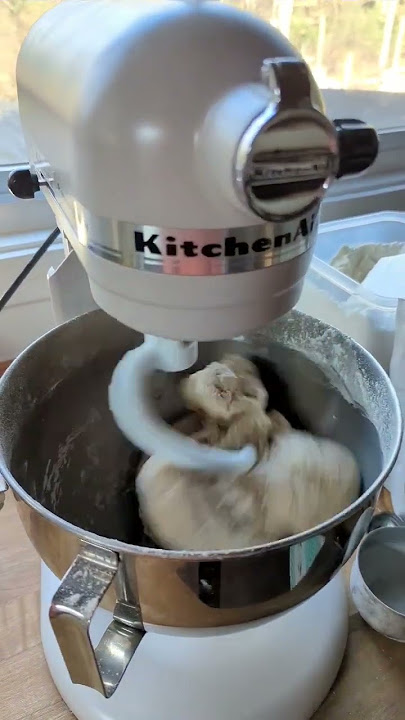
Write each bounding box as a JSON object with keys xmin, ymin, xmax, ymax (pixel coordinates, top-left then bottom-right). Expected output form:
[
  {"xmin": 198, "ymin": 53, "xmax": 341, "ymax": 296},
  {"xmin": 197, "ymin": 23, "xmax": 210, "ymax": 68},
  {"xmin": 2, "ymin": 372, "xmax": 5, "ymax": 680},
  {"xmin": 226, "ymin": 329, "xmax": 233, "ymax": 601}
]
[
  {"xmin": 11, "ymin": 0, "xmax": 377, "ymax": 341},
  {"xmin": 9, "ymin": 0, "xmax": 379, "ymax": 470}
]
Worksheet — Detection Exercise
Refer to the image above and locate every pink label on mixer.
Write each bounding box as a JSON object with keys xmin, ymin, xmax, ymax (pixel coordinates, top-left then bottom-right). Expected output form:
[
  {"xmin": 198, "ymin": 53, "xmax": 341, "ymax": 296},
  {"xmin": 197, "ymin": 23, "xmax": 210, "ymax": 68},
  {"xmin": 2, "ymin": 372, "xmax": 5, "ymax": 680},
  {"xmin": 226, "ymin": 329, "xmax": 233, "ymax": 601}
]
[{"xmin": 161, "ymin": 229, "xmax": 224, "ymax": 275}]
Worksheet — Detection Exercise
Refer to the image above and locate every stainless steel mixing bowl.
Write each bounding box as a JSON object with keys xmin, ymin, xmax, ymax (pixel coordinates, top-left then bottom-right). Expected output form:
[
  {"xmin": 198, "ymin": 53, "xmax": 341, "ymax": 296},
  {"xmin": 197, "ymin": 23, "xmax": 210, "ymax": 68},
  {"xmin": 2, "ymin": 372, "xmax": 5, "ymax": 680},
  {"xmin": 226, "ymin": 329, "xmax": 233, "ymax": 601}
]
[{"xmin": 0, "ymin": 308, "xmax": 401, "ymax": 697}]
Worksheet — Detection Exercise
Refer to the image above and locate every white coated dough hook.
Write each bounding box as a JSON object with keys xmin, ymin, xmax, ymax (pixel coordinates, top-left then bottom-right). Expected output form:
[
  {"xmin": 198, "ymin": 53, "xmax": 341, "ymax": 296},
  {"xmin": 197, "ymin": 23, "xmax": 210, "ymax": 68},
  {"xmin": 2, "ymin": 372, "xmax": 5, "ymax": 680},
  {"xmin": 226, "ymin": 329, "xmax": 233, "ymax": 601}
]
[{"xmin": 108, "ymin": 335, "xmax": 257, "ymax": 474}]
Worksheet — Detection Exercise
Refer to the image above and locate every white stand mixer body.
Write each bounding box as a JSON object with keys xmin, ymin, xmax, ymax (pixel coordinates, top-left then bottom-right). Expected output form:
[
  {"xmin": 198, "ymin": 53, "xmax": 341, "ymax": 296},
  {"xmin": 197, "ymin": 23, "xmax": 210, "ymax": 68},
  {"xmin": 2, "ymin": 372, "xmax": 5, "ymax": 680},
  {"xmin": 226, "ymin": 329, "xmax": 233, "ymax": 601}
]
[
  {"xmin": 16, "ymin": 0, "xmax": 339, "ymax": 340},
  {"xmin": 41, "ymin": 562, "xmax": 347, "ymax": 720}
]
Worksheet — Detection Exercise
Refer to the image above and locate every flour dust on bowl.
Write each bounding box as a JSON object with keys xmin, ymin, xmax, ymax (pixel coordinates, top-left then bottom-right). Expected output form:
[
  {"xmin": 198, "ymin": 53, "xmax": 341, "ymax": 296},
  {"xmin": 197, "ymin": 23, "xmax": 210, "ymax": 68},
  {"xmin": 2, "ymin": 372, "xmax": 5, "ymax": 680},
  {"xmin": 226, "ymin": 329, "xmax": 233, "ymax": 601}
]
[{"xmin": 0, "ymin": 310, "xmax": 401, "ymax": 720}]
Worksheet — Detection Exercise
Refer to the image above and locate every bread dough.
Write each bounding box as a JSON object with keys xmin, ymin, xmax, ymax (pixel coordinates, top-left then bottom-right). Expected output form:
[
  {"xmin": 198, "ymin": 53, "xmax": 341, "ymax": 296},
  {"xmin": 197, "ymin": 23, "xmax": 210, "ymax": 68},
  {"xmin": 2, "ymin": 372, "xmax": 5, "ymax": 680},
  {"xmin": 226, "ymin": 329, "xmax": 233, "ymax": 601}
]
[
  {"xmin": 136, "ymin": 356, "xmax": 360, "ymax": 551},
  {"xmin": 136, "ymin": 424, "xmax": 360, "ymax": 550},
  {"xmin": 182, "ymin": 354, "xmax": 268, "ymax": 422},
  {"xmin": 331, "ymin": 242, "xmax": 405, "ymax": 284}
]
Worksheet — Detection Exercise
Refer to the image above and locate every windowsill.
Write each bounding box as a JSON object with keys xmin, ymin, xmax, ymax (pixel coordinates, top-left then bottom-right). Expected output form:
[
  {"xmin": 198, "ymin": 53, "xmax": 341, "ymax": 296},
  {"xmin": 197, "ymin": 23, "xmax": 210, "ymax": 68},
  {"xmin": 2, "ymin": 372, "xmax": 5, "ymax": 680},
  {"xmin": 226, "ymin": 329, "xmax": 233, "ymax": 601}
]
[
  {"xmin": 322, "ymin": 178, "xmax": 405, "ymax": 222},
  {"xmin": 321, "ymin": 88, "xmax": 405, "ymax": 132}
]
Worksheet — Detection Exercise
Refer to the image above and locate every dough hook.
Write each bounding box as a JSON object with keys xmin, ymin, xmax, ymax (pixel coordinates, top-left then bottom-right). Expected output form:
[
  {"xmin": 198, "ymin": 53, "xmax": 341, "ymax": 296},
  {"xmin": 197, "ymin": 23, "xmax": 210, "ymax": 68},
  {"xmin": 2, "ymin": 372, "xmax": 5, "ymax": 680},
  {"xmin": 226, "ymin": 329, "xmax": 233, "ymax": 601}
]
[{"xmin": 108, "ymin": 335, "xmax": 257, "ymax": 473}]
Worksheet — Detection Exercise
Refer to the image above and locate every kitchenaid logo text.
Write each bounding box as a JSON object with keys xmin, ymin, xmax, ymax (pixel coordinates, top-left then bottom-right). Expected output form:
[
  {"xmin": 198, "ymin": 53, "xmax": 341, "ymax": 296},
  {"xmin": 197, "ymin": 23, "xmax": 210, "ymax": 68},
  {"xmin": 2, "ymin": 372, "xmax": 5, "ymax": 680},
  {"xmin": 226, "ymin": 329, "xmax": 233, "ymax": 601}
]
[{"xmin": 134, "ymin": 212, "xmax": 318, "ymax": 258}]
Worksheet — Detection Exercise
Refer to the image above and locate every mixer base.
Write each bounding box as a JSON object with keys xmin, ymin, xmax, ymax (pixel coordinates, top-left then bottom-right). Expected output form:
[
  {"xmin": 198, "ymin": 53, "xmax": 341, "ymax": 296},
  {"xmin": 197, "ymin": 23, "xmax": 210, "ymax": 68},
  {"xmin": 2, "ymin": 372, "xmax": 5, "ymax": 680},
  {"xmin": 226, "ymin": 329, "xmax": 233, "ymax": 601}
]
[{"xmin": 41, "ymin": 562, "xmax": 348, "ymax": 720}]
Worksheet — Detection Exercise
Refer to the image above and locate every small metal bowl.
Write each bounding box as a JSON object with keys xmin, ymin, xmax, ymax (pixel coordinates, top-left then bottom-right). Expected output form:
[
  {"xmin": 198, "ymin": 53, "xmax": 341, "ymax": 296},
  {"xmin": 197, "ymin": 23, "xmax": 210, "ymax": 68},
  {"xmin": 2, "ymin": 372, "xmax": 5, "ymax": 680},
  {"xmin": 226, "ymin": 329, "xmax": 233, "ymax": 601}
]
[{"xmin": 351, "ymin": 525, "xmax": 405, "ymax": 642}]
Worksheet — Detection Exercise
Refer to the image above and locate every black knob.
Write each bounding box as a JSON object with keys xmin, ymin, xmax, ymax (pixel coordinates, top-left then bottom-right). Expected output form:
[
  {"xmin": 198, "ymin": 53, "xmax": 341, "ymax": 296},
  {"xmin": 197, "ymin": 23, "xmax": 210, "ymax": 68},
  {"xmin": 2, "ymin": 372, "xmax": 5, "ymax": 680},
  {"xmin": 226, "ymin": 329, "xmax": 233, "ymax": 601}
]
[
  {"xmin": 8, "ymin": 168, "xmax": 41, "ymax": 199},
  {"xmin": 333, "ymin": 118, "xmax": 379, "ymax": 179}
]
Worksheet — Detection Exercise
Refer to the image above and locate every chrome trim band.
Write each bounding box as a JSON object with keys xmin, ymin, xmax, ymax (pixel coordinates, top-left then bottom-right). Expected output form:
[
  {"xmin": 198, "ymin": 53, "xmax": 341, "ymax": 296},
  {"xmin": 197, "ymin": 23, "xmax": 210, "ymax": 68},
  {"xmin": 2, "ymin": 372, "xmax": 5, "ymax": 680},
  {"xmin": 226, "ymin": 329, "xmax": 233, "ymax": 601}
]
[{"xmin": 75, "ymin": 206, "xmax": 320, "ymax": 276}]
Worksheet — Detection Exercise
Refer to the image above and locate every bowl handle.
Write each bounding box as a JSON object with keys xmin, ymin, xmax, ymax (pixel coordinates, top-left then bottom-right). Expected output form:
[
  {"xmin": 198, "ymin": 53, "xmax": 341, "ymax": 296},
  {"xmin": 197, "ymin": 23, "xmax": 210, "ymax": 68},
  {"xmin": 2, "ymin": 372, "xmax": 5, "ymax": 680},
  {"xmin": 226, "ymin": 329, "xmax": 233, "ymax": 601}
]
[{"xmin": 49, "ymin": 542, "xmax": 145, "ymax": 697}]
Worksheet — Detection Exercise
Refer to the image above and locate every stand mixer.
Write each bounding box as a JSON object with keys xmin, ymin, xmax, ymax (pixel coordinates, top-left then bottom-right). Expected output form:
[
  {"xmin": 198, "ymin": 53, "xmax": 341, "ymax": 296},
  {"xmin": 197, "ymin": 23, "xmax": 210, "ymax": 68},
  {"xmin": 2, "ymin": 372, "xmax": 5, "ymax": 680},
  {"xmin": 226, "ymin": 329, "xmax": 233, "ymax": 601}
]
[{"xmin": 2, "ymin": 1, "xmax": 400, "ymax": 720}]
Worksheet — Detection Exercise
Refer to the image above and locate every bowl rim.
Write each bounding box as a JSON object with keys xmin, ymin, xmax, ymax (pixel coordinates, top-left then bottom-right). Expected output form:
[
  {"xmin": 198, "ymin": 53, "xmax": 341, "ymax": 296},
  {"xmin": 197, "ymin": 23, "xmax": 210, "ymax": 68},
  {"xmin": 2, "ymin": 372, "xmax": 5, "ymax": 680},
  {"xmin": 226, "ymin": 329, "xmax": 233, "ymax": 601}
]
[{"xmin": 0, "ymin": 308, "xmax": 402, "ymax": 561}]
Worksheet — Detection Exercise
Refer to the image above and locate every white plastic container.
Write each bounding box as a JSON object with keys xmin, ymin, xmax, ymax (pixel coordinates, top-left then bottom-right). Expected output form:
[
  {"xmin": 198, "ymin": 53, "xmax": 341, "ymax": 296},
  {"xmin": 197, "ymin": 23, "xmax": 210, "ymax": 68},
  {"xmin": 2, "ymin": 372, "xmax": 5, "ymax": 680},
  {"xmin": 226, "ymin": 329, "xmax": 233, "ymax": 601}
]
[
  {"xmin": 298, "ymin": 212, "xmax": 405, "ymax": 370},
  {"xmin": 360, "ymin": 255, "xmax": 405, "ymax": 515},
  {"xmin": 315, "ymin": 211, "xmax": 405, "ymax": 264}
]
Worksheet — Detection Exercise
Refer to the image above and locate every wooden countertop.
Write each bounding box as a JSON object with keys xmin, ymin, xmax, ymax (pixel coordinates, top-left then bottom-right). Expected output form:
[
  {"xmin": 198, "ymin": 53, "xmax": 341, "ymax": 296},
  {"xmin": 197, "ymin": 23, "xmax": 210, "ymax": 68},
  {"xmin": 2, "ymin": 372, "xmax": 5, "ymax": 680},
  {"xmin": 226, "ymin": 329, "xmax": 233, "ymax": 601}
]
[{"xmin": 0, "ymin": 358, "xmax": 404, "ymax": 719}]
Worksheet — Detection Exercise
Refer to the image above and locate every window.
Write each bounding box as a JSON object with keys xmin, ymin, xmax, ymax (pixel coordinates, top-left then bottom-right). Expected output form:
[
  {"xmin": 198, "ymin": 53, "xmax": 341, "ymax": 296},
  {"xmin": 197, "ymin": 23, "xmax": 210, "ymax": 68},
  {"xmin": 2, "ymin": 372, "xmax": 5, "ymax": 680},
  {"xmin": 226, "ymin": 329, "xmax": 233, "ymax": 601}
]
[
  {"xmin": 1, "ymin": 1, "xmax": 405, "ymax": 197},
  {"xmin": 221, "ymin": 0, "xmax": 405, "ymax": 219},
  {"xmin": 1, "ymin": 1, "xmax": 60, "ymax": 165},
  {"xmin": 0, "ymin": 1, "xmax": 59, "ymax": 235},
  {"xmin": 0, "ymin": 2, "xmax": 62, "ymax": 362},
  {"xmin": 221, "ymin": 0, "xmax": 405, "ymax": 220},
  {"xmin": 224, "ymin": 0, "xmax": 405, "ymax": 127}
]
